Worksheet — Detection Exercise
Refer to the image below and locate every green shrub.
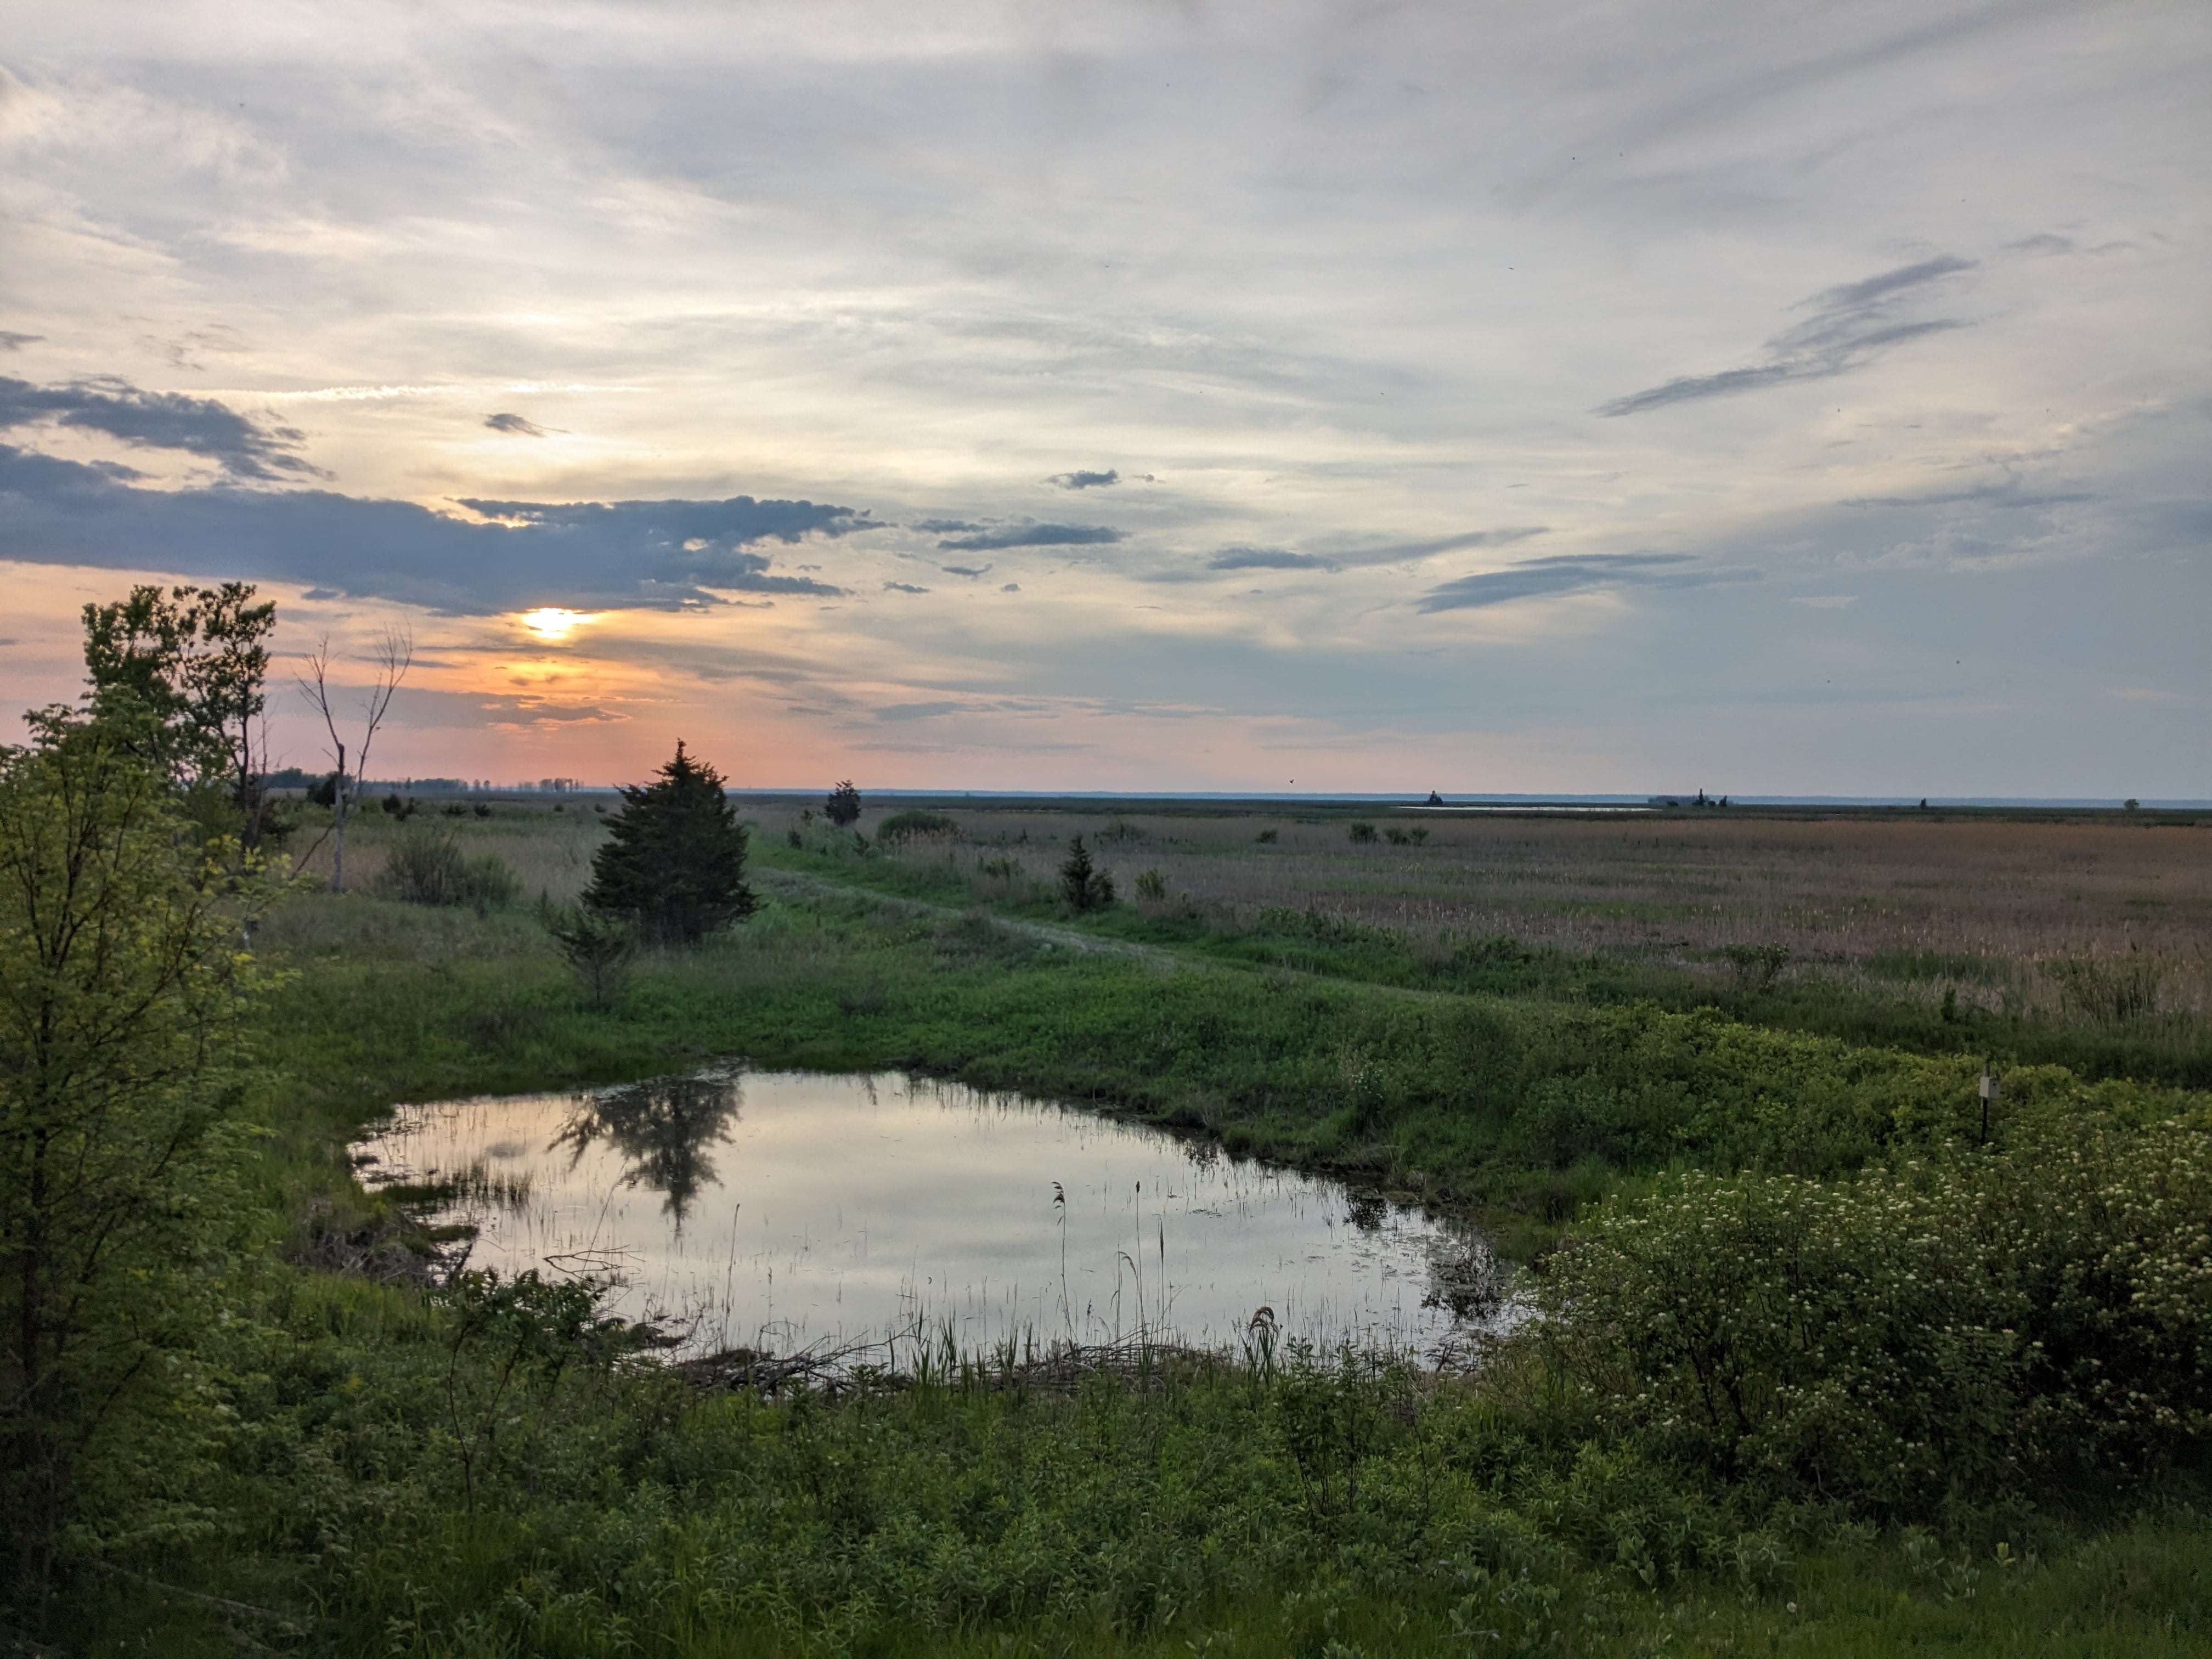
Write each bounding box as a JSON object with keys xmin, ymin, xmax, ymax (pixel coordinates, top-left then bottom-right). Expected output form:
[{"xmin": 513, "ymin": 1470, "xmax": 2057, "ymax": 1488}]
[
  {"xmin": 376, "ymin": 826, "xmax": 517, "ymax": 911},
  {"xmin": 1135, "ymin": 868, "xmax": 1167, "ymax": 901},
  {"xmin": 1255, "ymin": 827, "xmax": 1278, "ymax": 844},
  {"xmin": 1348, "ymin": 821, "xmax": 1377, "ymax": 844},
  {"xmin": 1533, "ymin": 1116, "xmax": 2212, "ymax": 1512},
  {"xmin": 1058, "ymin": 835, "xmax": 1115, "ymax": 910}
]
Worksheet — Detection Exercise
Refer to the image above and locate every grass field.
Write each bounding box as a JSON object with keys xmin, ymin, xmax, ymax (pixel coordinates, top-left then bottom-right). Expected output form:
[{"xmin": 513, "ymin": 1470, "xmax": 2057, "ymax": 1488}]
[{"xmin": 70, "ymin": 792, "xmax": 2197, "ymax": 1658}]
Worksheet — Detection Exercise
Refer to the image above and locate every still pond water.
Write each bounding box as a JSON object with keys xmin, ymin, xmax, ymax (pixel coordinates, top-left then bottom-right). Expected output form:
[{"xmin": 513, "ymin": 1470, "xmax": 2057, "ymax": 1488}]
[{"xmin": 357, "ymin": 1070, "xmax": 1506, "ymax": 1360}]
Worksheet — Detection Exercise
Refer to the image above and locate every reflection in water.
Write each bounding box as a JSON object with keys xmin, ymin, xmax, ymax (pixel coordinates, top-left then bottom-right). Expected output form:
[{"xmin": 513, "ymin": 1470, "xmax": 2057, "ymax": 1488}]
[
  {"xmin": 358, "ymin": 1070, "xmax": 1514, "ymax": 1360},
  {"xmin": 555, "ymin": 1071, "xmax": 743, "ymax": 1224}
]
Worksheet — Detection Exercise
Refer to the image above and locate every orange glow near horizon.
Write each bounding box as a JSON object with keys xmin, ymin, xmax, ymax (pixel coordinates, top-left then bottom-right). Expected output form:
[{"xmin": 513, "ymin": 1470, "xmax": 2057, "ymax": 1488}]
[{"xmin": 518, "ymin": 607, "xmax": 591, "ymax": 642}]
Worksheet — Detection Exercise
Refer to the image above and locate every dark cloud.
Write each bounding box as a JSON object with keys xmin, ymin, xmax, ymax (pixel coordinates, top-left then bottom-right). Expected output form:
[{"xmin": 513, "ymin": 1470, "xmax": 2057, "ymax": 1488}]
[
  {"xmin": 1840, "ymin": 483, "xmax": 2098, "ymax": 510},
  {"xmin": 0, "ymin": 374, "xmax": 325, "ymax": 479},
  {"xmin": 882, "ymin": 581, "xmax": 929, "ymax": 594},
  {"xmin": 1000, "ymin": 583, "xmax": 1020, "ymax": 592},
  {"xmin": 1048, "ymin": 469, "xmax": 1119, "ymax": 489},
  {"xmin": 1417, "ymin": 552, "xmax": 1761, "ymax": 612},
  {"xmin": 936, "ymin": 521, "xmax": 1125, "ymax": 551},
  {"xmin": 484, "ymin": 412, "xmax": 558, "ymax": 437},
  {"xmin": 1600, "ymin": 256, "xmax": 1975, "ymax": 416},
  {"xmin": 0, "ymin": 334, "xmax": 41, "ymax": 352},
  {"xmin": 909, "ymin": 517, "xmax": 982, "ymax": 533},
  {"xmin": 1208, "ymin": 546, "xmax": 1330, "ymax": 571},
  {"xmin": 940, "ymin": 563, "xmax": 992, "ymax": 578},
  {"xmin": 0, "ymin": 444, "xmax": 859, "ymax": 612}
]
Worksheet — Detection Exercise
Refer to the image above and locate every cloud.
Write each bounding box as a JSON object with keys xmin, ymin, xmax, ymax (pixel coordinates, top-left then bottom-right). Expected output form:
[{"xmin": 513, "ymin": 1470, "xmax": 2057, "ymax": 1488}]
[
  {"xmin": 1599, "ymin": 256, "xmax": 1976, "ymax": 416},
  {"xmin": 1329, "ymin": 527, "xmax": 1550, "ymax": 566},
  {"xmin": 1839, "ymin": 483, "xmax": 2097, "ymax": 510},
  {"xmin": 484, "ymin": 412, "xmax": 560, "ymax": 437},
  {"xmin": 1048, "ymin": 469, "xmax": 1119, "ymax": 489},
  {"xmin": 388, "ymin": 687, "xmax": 629, "ymax": 730},
  {"xmin": 940, "ymin": 563, "xmax": 992, "ymax": 577},
  {"xmin": 909, "ymin": 517, "xmax": 981, "ymax": 533},
  {"xmin": 936, "ymin": 521, "xmax": 1125, "ymax": 550},
  {"xmin": 0, "ymin": 334, "xmax": 41, "ymax": 352},
  {"xmin": 1000, "ymin": 583, "xmax": 1020, "ymax": 592},
  {"xmin": 882, "ymin": 580, "xmax": 929, "ymax": 593},
  {"xmin": 875, "ymin": 699, "xmax": 972, "ymax": 720},
  {"xmin": 0, "ymin": 373, "xmax": 326, "ymax": 479},
  {"xmin": 1207, "ymin": 546, "xmax": 1328, "ymax": 571},
  {"xmin": 0, "ymin": 444, "xmax": 861, "ymax": 612},
  {"xmin": 1417, "ymin": 552, "xmax": 1762, "ymax": 612},
  {"xmin": 1792, "ymin": 594, "xmax": 1858, "ymax": 608}
]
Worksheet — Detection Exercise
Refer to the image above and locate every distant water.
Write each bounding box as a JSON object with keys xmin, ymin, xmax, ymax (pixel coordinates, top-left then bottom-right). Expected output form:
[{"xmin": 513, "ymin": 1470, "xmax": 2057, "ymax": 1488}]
[{"xmin": 354, "ymin": 1070, "xmax": 1510, "ymax": 1362}]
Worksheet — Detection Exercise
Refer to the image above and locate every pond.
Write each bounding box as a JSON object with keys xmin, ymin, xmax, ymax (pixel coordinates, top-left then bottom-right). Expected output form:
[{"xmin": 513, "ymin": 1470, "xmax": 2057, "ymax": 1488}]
[{"xmin": 355, "ymin": 1069, "xmax": 1510, "ymax": 1362}]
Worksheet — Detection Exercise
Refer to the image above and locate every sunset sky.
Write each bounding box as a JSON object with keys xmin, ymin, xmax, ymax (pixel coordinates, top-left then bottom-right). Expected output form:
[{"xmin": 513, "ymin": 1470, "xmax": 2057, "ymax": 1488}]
[{"xmin": 1, "ymin": 1, "xmax": 2206, "ymax": 795}]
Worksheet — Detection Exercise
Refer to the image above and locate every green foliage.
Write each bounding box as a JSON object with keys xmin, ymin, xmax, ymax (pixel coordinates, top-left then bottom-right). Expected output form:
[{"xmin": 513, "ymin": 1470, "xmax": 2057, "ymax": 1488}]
[
  {"xmin": 1722, "ymin": 942, "xmax": 1793, "ymax": 992},
  {"xmin": 0, "ymin": 715, "xmax": 275, "ymax": 1610},
  {"xmin": 1134, "ymin": 867, "xmax": 1167, "ymax": 901},
  {"xmin": 1347, "ymin": 821, "xmax": 1378, "ymax": 844},
  {"xmin": 825, "ymin": 778, "xmax": 862, "ymax": 827},
  {"xmin": 546, "ymin": 905, "xmax": 636, "ymax": 1011},
  {"xmin": 1536, "ymin": 1116, "xmax": 2212, "ymax": 1512},
  {"xmin": 2046, "ymin": 952, "xmax": 2165, "ymax": 1028},
  {"xmin": 1058, "ymin": 835, "xmax": 1115, "ymax": 911},
  {"xmin": 877, "ymin": 808, "xmax": 959, "ymax": 841},
  {"xmin": 584, "ymin": 742, "xmax": 757, "ymax": 944},
  {"xmin": 1255, "ymin": 827, "xmax": 1278, "ymax": 843},
  {"xmin": 79, "ymin": 580, "xmax": 275, "ymax": 797},
  {"xmin": 375, "ymin": 826, "xmax": 517, "ymax": 912}
]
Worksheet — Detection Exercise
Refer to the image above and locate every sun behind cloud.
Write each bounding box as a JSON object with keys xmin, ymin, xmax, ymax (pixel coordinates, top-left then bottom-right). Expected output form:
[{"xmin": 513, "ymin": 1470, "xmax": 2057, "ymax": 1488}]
[{"xmin": 518, "ymin": 607, "xmax": 592, "ymax": 642}]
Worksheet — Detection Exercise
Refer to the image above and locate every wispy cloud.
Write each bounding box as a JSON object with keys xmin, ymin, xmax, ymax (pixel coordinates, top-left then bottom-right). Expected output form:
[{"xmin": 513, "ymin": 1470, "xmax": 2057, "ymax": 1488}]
[
  {"xmin": 484, "ymin": 412, "xmax": 560, "ymax": 437},
  {"xmin": 1207, "ymin": 546, "xmax": 1329, "ymax": 571},
  {"xmin": 1418, "ymin": 552, "xmax": 1761, "ymax": 612},
  {"xmin": 1048, "ymin": 469, "xmax": 1119, "ymax": 489},
  {"xmin": 936, "ymin": 521, "xmax": 1125, "ymax": 551},
  {"xmin": 0, "ymin": 334, "xmax": 42, "ymax": 352},
  {"xmin": 882, "ymin": 580, "xmax": 929, "ymax": 593},
  {"xmin": 1599, "ymin": 256, "xmax": 1974, "ymax": 416}
]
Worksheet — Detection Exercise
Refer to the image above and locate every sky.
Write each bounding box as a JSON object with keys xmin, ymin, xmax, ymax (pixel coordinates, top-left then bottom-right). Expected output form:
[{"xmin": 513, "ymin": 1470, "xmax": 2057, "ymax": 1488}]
[{"xmin": 0, "ymin": 0, "xmax": 2206, "ymax": 796}]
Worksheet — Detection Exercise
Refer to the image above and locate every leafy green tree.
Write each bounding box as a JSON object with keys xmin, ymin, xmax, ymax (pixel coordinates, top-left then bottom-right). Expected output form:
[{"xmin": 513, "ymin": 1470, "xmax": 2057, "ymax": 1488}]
[
  {"xmin": 0, "ymin": 710, "xmax": 275, "ymax": 1614},
  {"xmin": 80, "ymin": 582, "xmax": 278, "ymax": 844},
  {"xmin": 825, "ymin": 778, "xmax": 862, "ymax": 827},
  {"xmin": 1058, "ymin": 834, "xmax": 1115, "ymax": 911},
  {"xmin": 582, "ymin": 742, "xmax": 756, "ymax": 944}
]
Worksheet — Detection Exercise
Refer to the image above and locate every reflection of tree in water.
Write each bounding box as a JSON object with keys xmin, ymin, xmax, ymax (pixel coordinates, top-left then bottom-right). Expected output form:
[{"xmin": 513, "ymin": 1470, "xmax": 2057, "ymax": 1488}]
[{"xmin": 554, "ymin": 1073, "xmax": 743, "ymax": 1224}]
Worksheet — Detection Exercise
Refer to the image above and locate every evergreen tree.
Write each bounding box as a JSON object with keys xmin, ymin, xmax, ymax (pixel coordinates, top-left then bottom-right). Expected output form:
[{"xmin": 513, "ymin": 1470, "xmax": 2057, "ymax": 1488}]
[
  {"xmin": 1057, "ymin": 834, "xmax": 1115, "ymax": 911},
  {"xmin": 824, "ymin": 778, "xmax": 862, "ymax": 827},
  {"xmin": 582, "ymin": 742, "xmax": 755, "ymax": 943}
]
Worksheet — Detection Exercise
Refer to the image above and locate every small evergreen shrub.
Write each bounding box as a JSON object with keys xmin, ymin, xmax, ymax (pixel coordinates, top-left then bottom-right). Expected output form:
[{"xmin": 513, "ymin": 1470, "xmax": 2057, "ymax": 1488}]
[
  {"xmin": 1348, "ymin": 821, "xmax": 1377, "ymax": 844},
  {"xmin": 1058, "ymin": 836, "xmax": 1115, "ymax": 910},
  {"xmin": 1255, "ymin": 828, "xmax": 1278, "ymax": 844},
  {"xmin": 824, "ymin": 779, "xmax": 862, "ymax": 827}
]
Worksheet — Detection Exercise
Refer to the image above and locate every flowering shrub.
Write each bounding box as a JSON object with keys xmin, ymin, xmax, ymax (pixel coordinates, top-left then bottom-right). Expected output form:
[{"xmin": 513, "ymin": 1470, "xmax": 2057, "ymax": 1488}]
[{"xmin": 1532, "ymin": 1115, "xmax": 2212, "ymax": 1514}]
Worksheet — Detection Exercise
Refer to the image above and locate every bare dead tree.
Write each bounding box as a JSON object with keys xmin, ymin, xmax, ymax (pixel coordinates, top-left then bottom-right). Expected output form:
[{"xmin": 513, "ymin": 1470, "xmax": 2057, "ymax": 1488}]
[{"xmin": 295, "ymin": 626, "xmax": 411, "ymax": 894}]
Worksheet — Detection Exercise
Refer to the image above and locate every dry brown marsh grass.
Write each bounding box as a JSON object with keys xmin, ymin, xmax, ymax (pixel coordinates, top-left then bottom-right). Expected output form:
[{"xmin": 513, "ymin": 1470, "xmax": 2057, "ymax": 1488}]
[{"xmin": 801, "ymin": 803, "xmax": 2211, "ymax": 1026}]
